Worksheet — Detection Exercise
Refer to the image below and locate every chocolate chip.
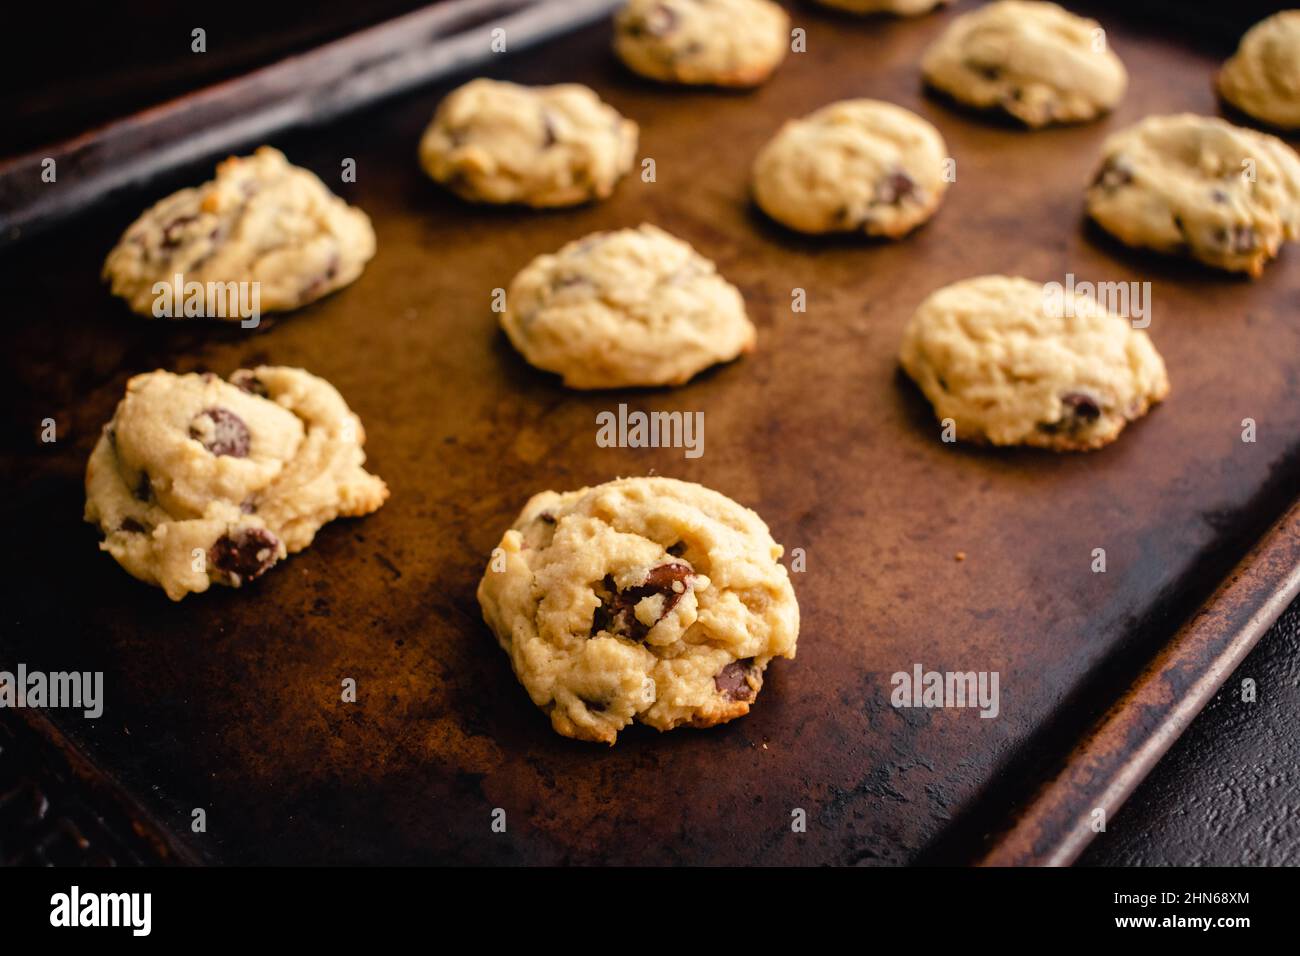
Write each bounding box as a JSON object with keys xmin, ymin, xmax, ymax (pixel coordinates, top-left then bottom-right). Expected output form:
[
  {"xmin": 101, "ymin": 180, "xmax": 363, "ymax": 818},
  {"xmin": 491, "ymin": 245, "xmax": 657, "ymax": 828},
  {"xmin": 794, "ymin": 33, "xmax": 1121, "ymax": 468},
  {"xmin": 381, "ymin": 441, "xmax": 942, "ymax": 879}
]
[
  {"xmin": 541, "ymin": 111, "xmax": 558, "ymax": 148},
  {"xmin": 209, "ymin": 528, "xmax": 280, "ymax": 584},
  {"xmin": 876, "ymin": 171, "xmax": 916, "ymax": 206},
  {"xmin": 715, "ymin": 659, "xmax": 758, "ymax": 702},
  {"xmin": 580, "ymin": 698, "xmax": 607, "ymax": 713},
  {"xmin": 160, "ymin": 213, "xmax": 198, "ymax": 248},
  {"xmin": 135, "ymin": 471, "xmax": 152, "ymax": 502},
  {"xmin": 970, "ymin": 62, "xmax": 1002, "ymax": 81},
  {"xmin": 240, "ymin": 497, "xmax": 257, "ymax": 514},
  {"xmin": 119, "ymin": 517, "xmax": 148, "ymax": 534},
  {"xmin": 590, "ymin": 562, "xmax": 695, "ymax": 640},
  {"xmin": 1093, "ymin": 158, "xmax": 1133, "ymax": 191},
  {"xmin": 229, "ymin": 369, "xmax": 268, "ymax": 397},
  {"xmin": 1211, "ymin": 189, "xmax": 1229, "ymax": 203},
  {"xmin": 189, "ymin": 407, "xmax": 250, "ymax": 458},
  {"xmin": 1061, "ymin": 392, "xmax": 1102, "ymax": 421},
  {"xmin": 538, "ymin": 512, "xmax": 556, "ymax": 525},
  {"xmin": 667, "ymin": 541, "xmax": 686, "ymax": 557}
]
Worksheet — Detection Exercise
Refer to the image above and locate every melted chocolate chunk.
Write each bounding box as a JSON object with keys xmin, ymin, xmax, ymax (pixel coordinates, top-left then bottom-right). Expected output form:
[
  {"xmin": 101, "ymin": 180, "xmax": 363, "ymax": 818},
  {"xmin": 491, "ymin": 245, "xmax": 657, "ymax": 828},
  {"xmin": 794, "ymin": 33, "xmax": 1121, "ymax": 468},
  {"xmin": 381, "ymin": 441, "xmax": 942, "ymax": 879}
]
[
  {"xmin": 1043, "ymin": 391, "xmax": 1103, "ymax": 432},
  {"xmin": 135, "ymin": 471, "xmax": 152, "ymax": 502},
  {"xmin": 590, "ymin": 562, "xmax": 695, "ymax": 640},
  {"xmin": 667, "ymin": 541, "xmax": 687, "ymax": 557},
  {"xmin": 209, "ymin": 528, "xmax": 280, "ymax": 584},
  {"xmin": 876, "ymin": 171, "xmax": 917, "ymax": 206},
  {"xmin": 229, "ymin": 369, "xmax": 268, "ymax": 396},
  {"xmin": 715, "ymin": 659, "xmax": 758, "ymax": 702},
  {"xmin": 1093, "ymin": 158, "xmax": 1133, "ymax": 191},
  {"xmin": 119, "ymin": 517, "xmax": 148, "ymax": 534},
  {"xmin": 189, "ymin": 407, "xmax": 251, "ymax": 458}
]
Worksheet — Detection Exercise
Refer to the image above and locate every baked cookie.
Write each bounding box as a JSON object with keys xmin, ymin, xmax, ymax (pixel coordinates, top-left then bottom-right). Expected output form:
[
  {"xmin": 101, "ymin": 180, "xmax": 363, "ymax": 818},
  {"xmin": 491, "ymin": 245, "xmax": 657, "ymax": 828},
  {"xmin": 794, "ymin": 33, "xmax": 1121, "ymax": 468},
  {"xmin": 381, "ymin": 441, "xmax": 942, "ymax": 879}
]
[
  {"xmin": 613, "ymin": 0, "xmax": 789, "ymax": 87},
  {"xmin": 85, "ymin": 367, "xmax": 388, "ymax": 600},
  {"xmin": 477, "ymin": 476, "xmax": 800, "ymax": 744},
  {"xmin": 1218, "ymin": 10, "xmax": 1300, "ymax": 131},
  {"xmin": 899, "ymin": 275, "xmax": 1169, "ymax": 451},
  {"xmin": 921, "ymin": 1, "xmax": 1127, "ymax": 128},
  {"xmin": 814, "ymin": 0, "xmax": 951, "ymax": 15},
  {"xmin": 418, "ymin": 78, "xmax": 638, "ymax": 207},
  {"xmin": 500, "ymin": 224, "xmax": 755, "ymax": 388},
  {"xmin": 103, "ymin": 147, "xmax": 375, "ymax": 319},
  {"xmin": 752, "ymin": 99, "xmax": 950, "ymax": 237},
  {"xmin": 1087, "ymin": 114, "xmax": 1300, "ymax": 277}
]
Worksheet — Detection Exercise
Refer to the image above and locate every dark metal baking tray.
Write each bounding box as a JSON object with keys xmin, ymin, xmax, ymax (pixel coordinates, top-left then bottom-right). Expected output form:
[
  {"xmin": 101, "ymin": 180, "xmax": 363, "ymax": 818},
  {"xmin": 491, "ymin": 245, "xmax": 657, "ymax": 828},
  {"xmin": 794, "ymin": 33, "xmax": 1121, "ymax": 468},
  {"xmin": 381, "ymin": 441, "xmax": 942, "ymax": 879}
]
[{"xmin": 0, "ymin": 0, "xmax": 1297, "ymax": 865}]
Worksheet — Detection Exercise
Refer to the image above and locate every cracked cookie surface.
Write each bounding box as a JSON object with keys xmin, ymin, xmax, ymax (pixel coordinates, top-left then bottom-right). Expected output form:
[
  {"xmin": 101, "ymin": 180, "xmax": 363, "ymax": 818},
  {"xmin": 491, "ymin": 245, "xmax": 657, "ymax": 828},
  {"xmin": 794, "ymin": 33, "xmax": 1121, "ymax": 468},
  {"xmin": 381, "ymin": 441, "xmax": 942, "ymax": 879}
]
[
  {"xmin": 500, "ymin": 223, "xmax": 755, "ymax": 388},
  {"xmin": 1086, "ymin": 113, "xmax": 1300, "ymax": 277},
  {"xmin": 899, "ymin": 275, "xmax": 1169, "ymax": 451},
  {"xmin": 85, "ymin": 367, "xmax": 388, "ymax": 600},
  {"xmin": 103, "ymin": 147, "xmax": 375, "ymax": 319},
  {"xmin": 476, "ymin": 477, "xmax": 800, "ymax": 744},
  {"xmin": 921, "ymin": 1, "xmax": 1127, "ymax": 128},
  {"xmin": 418, "ymin": 78, "xmax": 638, "ymax": 207},
  {"xmin": 814, "ymin": 0, "xmax": 951, "ymax": 15},
  {"xmin": 1218, "ymin": 10, "xmax": 1300, "ymax": 131},
  {"xmin": 752, "ymin": 98, "xmax": 950, "ymax": 237},
  {"xmin": 614, "ymin": 0, "xmax": 789, "ymax": 87}
]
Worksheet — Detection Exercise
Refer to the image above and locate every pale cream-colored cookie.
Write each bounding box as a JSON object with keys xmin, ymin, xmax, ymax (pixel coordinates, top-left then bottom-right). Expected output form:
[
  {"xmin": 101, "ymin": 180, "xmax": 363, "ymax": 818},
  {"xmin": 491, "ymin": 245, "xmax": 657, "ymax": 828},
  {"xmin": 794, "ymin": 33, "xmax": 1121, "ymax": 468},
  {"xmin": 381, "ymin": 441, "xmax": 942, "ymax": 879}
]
[
  {"xmin": 815, "ymin": 0, "xmax": 951, "ymax": 15},
  {"xmin": 921, "ymin": 1, "xmax": 1127, "ymax": 128},
  {"xmin": 899, "ymin": 275, "xmax": 1169, "ymax": 451},
  {"xmin": 103, "ymin": 147, "xmax": 375, "ymax": 319},
  {"xmin": 1087, "ymin": 114, "xmax": 1300, "ymax": 277},
  {"xmin": 752, "ymin": 98, "xmax": 950, "ymax": 237},
  {"xmin": 477, "ymin": 476, "xmax": 800, "ymax": 744},
  {"xmin": 1218, "ymin": 10, "xmax": 1300, "ymax": 131},
  {"xmin": 614, "ymin": 0, "xmax": 789, "ymax": 87},
  {"xmin": 418, "ymin": 78, "xmax": 638, "ymax": 207},
  {"xmin": 500, "ymin": 224, "xmax": 755, "ymax": 389},
  {"xmin": 85, "ymin": 368, "xmax": 388, "ymax": 600}
]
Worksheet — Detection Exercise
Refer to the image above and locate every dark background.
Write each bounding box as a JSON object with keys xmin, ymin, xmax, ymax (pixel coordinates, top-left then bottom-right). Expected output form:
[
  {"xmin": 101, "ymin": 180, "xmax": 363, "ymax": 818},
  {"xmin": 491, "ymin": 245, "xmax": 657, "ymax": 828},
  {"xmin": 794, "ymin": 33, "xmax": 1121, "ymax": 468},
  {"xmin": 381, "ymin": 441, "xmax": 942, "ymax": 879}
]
[{"xmin": 1, "ymin": 0, "xmax": 1296, "ymax": 866}]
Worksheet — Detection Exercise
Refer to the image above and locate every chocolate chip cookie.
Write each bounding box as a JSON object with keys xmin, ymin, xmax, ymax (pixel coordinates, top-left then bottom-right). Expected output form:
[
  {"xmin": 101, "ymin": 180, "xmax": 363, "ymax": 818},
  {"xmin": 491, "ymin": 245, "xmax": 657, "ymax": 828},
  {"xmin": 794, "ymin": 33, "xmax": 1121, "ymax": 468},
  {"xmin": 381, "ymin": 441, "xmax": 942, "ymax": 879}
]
[
  {"xmin": 815, "ymin": 0, "xmax": 951, "ymax": 15},
  {"xmin": 418, "ymin": 78, "xmax": 638, "ymax": 207},
  {"xmin": 500, "ymin": 223, "xmax": 755, "ymax": 388},
  {"xmin": 1218, "ymin": 10, "xmax": 1300, "ymax": 131},
  {"xmin": 1087, "ymin": 114, "xmax": 1300, "ymax": 277},
  {"xmin": 921, "ymin": 1, "xmax": 1127, "ymax": 128},
  {"xmin": 85, "ymin": 368, "xmax": 388, "ymax": 600},
  {"xmin": 103, "ymin": 147, "xmax": 375, "ymax": 319},
  {"xmin": 477, "ymin": 476, "xmax": 800, "ymax": 744},
  {"xmin": 752, "ymin": 98, "xmax": 950, "ymax": 237},
  {"xmin": 899, "ymin": 275, "xmax": 1169, "ymax": 451},
  {"xmin": 614, "ymin": 0, "xmax": 790, "ymax": 87}
]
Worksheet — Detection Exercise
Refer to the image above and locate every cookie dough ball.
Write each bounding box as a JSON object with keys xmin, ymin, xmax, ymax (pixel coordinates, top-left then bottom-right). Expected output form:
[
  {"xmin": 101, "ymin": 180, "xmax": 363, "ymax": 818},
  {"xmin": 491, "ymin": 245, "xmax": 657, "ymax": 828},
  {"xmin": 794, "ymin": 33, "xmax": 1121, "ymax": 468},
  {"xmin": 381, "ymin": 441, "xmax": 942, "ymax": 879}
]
[
  {"xmin": 614, "ymin": 0, "xmax": 790, "ymax": 87},
  {"xmin": 899, "ymin": 276, "xmax": 1169, "ymax": 451},
  {"xmin": 814, "ymin": 0, "xmax": 951, "ymax": 15},
  {"xmin": 1218, "ymin": 11, "xmax": 1300, "ymax": 131},
  {"xmin": 102, "ymin": 147, "xmax": 375, "ymax": 319},
  {"xmin": 477, "ymin": 476, "xmax": 800, "ymax": 744},
  {"xmin": 1087, "ymin": 114, "xmax": 1300, "ymax": 278},
  {"xmin": 85, "ymin": 368, "xmax": 388, "ymax": 600},
  {"xmin": 752, "ymin": 99, "xmax": 950, "ymax": 237},
  {"xmin": 418, "ymin": 78, "xmax": 638, "ymax": 207},
  {"xmin": 921, "ymin": 1, "xmax": 1127, "ymax": 128},
  {"xmin": 500, "ymin": 224, "xmax": 755, "ymax": 388}
]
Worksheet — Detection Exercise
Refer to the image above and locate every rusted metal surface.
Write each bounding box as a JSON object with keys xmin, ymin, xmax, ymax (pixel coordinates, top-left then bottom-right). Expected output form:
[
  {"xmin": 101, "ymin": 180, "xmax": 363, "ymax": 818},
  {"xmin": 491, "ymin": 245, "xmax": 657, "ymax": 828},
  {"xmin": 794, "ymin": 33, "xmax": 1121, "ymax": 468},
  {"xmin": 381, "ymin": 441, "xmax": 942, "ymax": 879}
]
[{"xmin": 0, "ymin": 0, "xmax": 1298, "ymax": 865}]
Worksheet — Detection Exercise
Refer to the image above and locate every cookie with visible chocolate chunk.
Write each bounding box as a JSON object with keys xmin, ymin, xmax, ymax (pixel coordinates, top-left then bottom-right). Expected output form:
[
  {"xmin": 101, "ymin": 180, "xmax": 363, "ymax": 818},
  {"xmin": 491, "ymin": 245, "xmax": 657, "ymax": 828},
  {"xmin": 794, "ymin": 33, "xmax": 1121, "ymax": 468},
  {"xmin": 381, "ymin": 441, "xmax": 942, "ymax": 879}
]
[
  {"xmin": 921, "ymin": 1, "xmax": 1127, "ymax": 128},
  {"xmin": 751, "ymin": 98, "xmax": 950, "ymax": 237},
  {"xmin": 614, "ymin": 0, "xmax": 789, "ymax": 88},
  {"xmin": 1086, "ymin": 114, "xmax": 1300, "ymax": 277},
  {"xmin": 418, "ymin": 78, "xmax": 638, "ymax": 207},
  {"xmin": 899, "ymin": 275, "xmax": 1169, "ymax": 451},
  {"xmin": 477, "ymin": 477, "xmax": 800, "ymax": 744},
  {"xmin": 1218, "ymin": 11, "xmax": 1300, "ymax": 131},
  {"xmin": 500, "ymin": 223, "xmax": 755, "ymax": 388},
  {"xmin": 103, "ymin": 147, "xmax": 375, "ymax": 319},
  {"xmin": 85, "ymin": 367, "xmax": 388, "ymax": 600}
]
